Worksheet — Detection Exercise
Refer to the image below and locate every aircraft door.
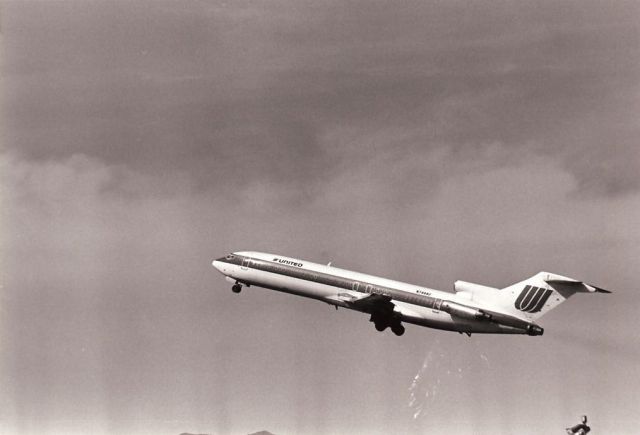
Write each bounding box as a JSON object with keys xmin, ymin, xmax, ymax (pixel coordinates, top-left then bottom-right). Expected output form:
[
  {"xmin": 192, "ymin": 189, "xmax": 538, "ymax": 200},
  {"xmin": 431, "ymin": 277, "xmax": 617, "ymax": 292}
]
[{"xmin": 241, "ymin": 258, "xmax": 251, "ymax": 270}]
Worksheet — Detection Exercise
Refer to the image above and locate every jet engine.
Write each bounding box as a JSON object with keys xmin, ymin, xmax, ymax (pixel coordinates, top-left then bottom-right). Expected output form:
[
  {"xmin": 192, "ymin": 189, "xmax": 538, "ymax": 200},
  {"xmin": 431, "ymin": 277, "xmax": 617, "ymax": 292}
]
[{"xmin": 440, "ymin": 301, "xmax": 492, "ymax": 321}]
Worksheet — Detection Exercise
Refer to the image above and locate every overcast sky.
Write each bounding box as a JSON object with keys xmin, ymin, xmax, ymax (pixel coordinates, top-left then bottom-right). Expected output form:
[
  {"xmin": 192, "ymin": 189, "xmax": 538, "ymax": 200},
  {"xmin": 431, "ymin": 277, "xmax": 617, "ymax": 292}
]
[{"xmin": 2, "ymin": 1, "xmax": 640, "ymax": 434}]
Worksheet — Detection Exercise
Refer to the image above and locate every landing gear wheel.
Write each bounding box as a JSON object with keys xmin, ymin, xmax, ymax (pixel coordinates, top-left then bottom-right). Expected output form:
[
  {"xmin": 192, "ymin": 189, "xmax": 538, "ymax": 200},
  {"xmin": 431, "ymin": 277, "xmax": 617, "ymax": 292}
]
[
  {"xmin": 232, "ymin": 284, "xmax": 242, "ymax": 293},
  {"xmin": 391, "ymin": 324, "xmax": 405, "ymax": 336},
  {"xmin": 374, "ymin": 321, "xmax": 387, "ymax": 332}
]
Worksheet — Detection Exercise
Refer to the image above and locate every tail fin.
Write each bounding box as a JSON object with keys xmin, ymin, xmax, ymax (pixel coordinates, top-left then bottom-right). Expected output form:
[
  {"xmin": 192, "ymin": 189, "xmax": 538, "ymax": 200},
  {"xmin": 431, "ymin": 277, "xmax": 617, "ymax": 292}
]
[{"xmin": 499, "ymin": 272, "xmax": 611, "ymax": 321}]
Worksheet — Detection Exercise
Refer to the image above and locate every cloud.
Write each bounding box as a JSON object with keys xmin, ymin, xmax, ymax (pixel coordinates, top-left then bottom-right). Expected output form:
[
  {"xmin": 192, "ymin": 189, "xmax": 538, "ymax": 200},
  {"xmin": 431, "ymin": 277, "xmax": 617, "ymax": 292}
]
[
  {"xmin": 2, "ymin": 137, "xmax": 640, "ymax": 434},
  {"xmin": 4, "ymin": 0, "xmax": 639, "ymax": 199}
]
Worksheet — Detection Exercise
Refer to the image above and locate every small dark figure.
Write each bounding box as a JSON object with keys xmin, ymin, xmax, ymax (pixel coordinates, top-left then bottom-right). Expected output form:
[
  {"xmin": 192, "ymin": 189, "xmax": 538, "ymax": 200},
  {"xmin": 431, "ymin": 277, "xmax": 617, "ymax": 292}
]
[{"xmin": 566, "ymin": 415, "xmax": 591, "ymax": 434}]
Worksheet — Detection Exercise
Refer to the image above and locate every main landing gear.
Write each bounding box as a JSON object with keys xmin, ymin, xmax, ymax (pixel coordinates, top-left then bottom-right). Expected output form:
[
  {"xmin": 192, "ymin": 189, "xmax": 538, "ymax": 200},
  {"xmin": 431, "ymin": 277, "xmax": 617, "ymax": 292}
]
[
  {"xmin": 371, "ymin": 313, "xmax": 405, "ymax": 336},
  {"xmin": 391, "ymin": 323, "xmax": 405, "ymax": 336}
]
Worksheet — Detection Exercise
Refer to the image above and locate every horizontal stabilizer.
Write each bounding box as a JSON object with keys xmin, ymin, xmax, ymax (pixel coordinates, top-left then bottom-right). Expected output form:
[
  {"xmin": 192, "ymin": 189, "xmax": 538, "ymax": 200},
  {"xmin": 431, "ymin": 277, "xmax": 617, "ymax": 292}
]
[{"xmin": 544, "ymin": 278, "xmax": 612, "ymax": 294}]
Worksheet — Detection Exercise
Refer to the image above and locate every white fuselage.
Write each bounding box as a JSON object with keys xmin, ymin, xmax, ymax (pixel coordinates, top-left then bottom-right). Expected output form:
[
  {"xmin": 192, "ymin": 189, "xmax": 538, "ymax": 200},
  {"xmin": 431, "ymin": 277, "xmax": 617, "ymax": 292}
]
[{"xmin": 212, "ymin": 251, "xmax": 527, "ymax": 335}]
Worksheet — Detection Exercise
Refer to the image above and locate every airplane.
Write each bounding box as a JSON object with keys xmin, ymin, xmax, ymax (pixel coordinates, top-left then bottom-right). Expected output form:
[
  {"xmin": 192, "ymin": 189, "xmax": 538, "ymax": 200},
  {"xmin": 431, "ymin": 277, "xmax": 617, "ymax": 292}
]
[{"xmin": 211, "ymin": 251, "xmax": 611, "ymax": 336}]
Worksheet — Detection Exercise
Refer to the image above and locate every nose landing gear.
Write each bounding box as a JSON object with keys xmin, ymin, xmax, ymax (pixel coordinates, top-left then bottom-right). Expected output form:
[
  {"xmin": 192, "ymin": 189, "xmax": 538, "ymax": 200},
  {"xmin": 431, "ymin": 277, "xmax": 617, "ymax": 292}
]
[{"xmin": 232, "ymin": 283, "xmax": 242, "ymax": 293}]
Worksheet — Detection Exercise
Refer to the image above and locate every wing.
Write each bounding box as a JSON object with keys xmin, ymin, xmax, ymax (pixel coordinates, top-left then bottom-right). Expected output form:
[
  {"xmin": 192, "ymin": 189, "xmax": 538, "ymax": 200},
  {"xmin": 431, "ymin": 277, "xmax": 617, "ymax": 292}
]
[
  {"xmin": 326, "ymin": 292, "xmax": 395, "ymax": 313},
  {"xmin": 348, "ymin": 293, "xmax": 394, "ymax": 312}
]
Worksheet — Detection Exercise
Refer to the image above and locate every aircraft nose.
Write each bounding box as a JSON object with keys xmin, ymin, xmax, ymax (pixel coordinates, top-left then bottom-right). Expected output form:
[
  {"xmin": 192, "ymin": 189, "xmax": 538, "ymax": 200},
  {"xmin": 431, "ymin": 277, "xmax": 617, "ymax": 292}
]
[{"xmin": 211, "ymin": 257, "xmax": 229, "ymax": 274}]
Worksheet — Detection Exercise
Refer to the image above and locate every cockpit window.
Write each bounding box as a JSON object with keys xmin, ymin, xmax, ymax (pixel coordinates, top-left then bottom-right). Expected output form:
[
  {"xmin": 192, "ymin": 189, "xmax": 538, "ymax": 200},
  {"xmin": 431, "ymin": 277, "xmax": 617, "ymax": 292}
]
[{"xmin": 226, "ymin": 254, "xmax": 235, "ymax": 260}]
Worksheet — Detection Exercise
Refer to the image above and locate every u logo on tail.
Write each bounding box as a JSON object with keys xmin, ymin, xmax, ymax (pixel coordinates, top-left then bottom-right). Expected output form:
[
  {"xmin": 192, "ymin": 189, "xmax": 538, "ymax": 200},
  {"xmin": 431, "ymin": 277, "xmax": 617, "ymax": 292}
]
[{"xmin": 514, "ymin": 285, "xmax": 553, "ymax": 313}]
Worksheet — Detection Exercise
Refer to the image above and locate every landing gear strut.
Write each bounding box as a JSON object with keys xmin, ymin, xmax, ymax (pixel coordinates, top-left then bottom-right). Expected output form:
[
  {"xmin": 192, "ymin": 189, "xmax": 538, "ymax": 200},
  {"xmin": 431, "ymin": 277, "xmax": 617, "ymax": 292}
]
[{"xmin": 232, "ymin": 283, "xmax": 242, "ymax": 293}]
